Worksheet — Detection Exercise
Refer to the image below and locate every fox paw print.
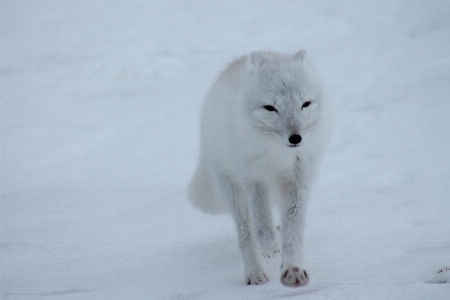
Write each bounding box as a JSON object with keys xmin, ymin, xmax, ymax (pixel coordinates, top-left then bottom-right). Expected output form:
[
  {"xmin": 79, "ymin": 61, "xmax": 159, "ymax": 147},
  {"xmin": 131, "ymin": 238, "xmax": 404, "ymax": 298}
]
[{"xmin": 280, "ymin": 266, "xmax": 309, "ymax": 287}]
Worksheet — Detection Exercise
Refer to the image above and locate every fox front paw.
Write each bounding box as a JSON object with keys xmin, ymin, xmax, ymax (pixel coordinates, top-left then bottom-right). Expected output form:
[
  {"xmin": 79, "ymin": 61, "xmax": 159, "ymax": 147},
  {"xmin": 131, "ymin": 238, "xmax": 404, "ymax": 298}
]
[
  {"xmin": 246, "ymin": 270, "xmax": 269, "ymax": 285},
  {"xmin": 280, "ymin": 266, "xmax": 309, "ymax": 287}
]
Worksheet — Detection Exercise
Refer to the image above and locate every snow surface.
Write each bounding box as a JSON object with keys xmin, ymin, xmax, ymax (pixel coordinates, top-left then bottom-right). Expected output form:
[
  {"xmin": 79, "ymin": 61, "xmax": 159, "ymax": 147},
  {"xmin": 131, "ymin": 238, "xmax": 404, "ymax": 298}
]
[{"xmin": 1, "ymin": 1, "xmax": 450, "ymax": 299}]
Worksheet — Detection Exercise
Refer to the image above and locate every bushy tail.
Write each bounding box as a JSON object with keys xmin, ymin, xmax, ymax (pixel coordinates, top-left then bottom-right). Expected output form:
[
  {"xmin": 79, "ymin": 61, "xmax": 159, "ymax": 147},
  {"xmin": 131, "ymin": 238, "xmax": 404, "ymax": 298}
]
[{"xmin": 188, "ymin": 161, "xmax": 229, "ymax": 214}]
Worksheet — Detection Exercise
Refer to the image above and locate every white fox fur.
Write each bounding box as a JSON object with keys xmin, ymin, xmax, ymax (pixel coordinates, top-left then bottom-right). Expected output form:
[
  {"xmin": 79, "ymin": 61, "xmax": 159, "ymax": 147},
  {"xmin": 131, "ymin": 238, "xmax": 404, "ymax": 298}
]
[{"xmin": 188, "ymin": 50, "xmax": 332, "ymax": 287}]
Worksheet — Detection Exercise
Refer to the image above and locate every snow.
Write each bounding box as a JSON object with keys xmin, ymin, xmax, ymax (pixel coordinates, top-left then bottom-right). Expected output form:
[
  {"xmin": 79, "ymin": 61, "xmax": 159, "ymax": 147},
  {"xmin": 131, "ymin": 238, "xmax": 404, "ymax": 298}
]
[{"xmin": 1, "ymin": 1, "xmax": 450, "ymax": 299}]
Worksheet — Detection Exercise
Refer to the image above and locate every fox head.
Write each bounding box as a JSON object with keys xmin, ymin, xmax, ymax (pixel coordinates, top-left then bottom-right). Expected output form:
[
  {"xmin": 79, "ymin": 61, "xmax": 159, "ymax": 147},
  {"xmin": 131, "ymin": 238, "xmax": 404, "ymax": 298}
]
[{"xmin": 241, "ymin": 50, "xmax": 326, "ymax": 149}]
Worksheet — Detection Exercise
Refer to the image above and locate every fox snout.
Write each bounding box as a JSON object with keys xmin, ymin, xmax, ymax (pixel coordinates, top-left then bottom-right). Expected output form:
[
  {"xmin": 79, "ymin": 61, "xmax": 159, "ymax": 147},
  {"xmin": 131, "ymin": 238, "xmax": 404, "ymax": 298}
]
[{"xmin": 288, "ymin": 134, "xmax": 302, "ymax": 147}]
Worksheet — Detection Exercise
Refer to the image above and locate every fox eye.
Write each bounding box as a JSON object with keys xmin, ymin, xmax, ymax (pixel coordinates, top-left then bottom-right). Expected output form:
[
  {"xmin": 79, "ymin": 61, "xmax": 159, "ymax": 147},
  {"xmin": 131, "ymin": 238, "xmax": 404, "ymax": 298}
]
[
  {"xmin": 302, "ymin": 101, "xmax": 311, "ymax": 109},
  {"xmin": 264, "ymin": 105, "xmax": 278, "ymax": 112}
]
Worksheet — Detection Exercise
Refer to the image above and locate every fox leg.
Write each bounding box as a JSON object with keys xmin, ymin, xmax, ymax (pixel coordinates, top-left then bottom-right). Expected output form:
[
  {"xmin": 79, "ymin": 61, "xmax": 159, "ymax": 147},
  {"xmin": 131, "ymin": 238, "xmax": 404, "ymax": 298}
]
[
  {"xmin": 279, "ymin": 168, "xmax": 310, "ymax": 287},
  {"xmin": 246, "ymin": 182, "xmax": 280, "ymax": 256},
  {"xmin": 215, "ymin": 172, "xmax": 268, "ymax": 285}
]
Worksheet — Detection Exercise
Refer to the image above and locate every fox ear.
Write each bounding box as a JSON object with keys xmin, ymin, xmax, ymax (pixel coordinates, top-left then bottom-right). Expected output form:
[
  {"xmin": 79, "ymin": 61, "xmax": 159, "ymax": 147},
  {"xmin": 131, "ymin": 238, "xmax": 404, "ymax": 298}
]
[
  {"xmin": 293, "ymin": 49, "xmax": 306, "ymax": 62},
  {"xmin": 249, "ymin": 52, "xmax": 267, "ymax": 68}
]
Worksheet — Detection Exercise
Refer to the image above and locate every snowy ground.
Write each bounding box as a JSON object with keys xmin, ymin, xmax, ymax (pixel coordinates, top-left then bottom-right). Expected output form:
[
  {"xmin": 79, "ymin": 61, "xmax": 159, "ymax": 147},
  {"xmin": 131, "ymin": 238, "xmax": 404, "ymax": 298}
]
[{"xmin": 1, "ymin": 1, "xmax": 450, "ymax": 299}]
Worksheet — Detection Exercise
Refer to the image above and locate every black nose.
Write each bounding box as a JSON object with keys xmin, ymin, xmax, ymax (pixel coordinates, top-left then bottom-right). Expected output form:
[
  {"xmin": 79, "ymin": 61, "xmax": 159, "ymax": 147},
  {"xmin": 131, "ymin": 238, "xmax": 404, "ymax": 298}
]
[{"xmin": 289, "ymin": 134, "xmax": 302, "ymax": 145}]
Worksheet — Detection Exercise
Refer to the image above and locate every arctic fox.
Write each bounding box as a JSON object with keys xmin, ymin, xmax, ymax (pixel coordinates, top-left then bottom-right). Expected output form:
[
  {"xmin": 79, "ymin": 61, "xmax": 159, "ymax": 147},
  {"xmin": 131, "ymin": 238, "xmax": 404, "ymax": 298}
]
[{"xmin": 188, "ymin": 50, "xmax": 332, "ymax": 287}]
